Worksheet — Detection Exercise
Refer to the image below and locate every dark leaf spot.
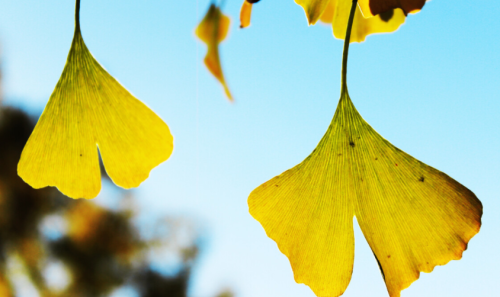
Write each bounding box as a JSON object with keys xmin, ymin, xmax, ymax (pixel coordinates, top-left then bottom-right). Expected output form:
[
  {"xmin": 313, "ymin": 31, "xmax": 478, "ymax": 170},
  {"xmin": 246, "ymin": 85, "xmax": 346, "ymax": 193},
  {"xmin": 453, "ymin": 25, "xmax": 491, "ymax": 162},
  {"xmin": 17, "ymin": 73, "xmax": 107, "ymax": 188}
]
[
  {"xmin": 419, "ymin": 176, "xmax": 425, "ymax": 182},
  {"xmin": 379, "ymin": 9, "xmax": 394, "ymax": 22},
  {"xmin": 387, "ymin": 255, "xmax": 391, "ymax": 258},
  {"xmin": 349, "ymin": 141, "xmax": 355, "ymax": 147}
]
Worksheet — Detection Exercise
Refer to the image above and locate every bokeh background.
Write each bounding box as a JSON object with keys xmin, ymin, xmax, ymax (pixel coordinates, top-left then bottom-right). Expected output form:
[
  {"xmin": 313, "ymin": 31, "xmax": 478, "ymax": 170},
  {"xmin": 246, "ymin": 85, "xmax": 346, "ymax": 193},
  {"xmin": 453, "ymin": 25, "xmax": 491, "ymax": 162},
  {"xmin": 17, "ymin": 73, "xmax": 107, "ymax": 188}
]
[{"xmin": 0, "ymin": 0, "xmax": 499, "ymax": 296}]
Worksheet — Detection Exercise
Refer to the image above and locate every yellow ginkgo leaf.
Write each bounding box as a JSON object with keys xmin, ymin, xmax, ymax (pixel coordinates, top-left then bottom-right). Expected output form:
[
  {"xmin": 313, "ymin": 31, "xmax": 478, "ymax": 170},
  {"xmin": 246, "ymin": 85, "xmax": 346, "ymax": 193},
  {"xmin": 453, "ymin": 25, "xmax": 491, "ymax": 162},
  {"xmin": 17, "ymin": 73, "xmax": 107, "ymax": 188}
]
[
  {"xmin": 18, "ymin": 0, "xmax": 173, "ymax": 199},
  {"xmin": 249, "ymin": 89, "xmax": 482, "ymax": 296},
  {"xmin": 320, "ymin": 0, "xmax": 405, "ymax": 43},
  {"xmin": 249, "ymin": 1, "xmax": 482, "ymax": 296},
  {"xmin": 239, "ymin": 0, "xmax": 407, "ymax": 42},
  {"xmin": 196, "ymin": 4, "xmax": 233, "ymax": 101}
]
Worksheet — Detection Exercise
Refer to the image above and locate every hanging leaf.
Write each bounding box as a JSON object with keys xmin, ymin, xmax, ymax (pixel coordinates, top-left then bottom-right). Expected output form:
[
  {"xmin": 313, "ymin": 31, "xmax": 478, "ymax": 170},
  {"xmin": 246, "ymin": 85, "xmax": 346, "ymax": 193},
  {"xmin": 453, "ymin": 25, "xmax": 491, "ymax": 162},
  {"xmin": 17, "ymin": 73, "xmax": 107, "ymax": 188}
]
[
  {"xmin": 320, "ymin": 0, "xmax": 405, "ymax": 43},
  {"xmin": 196, "ymin": 4, "xmax": 233, "ymax": 101},
  {"xmin": 249, "ymin": 89, "xmax": 482, "ymax": 296},
  {"xmin": 239, "ymin": 0, "xmax": 420, "ymax": 42},
  {"xmin": 18, "ymin": 1, "xmax": 173, "ymax": 199},
  {"xmin": 240, "ymin": 0, "xmax": 255, "ymax": 29},
  {"xmin": 249, "ymin": 1, "xmax": 482, "ymax": 296}
]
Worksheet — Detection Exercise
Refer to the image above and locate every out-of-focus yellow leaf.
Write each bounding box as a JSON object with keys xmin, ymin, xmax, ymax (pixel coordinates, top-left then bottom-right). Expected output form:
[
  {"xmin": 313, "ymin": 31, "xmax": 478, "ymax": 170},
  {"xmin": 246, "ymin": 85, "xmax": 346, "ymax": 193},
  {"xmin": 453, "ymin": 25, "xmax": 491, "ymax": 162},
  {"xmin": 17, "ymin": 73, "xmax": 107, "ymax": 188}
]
[
  {"xmin": 240, "ymin": 1, "xmax": 254, "ymax": 28},
  {"xmin": 249, "ymin": 88, "xmax": 482, "ymax": 296},
  {"xmin": 18, "ymin": 20, "xmax": 173, "ymax": 199},
  {"xmin": 0, "ymin": 275, "xmax": 12, "ymax": 297},
  {"xmin": 320, "ymin": 0, "xmax": 405, "ymax": 42},
  {"xmin": 196, "ymin": 4, "xmax": 233, "ymax": 101},
  {"xmin": 19, "ymin": 238, "xmax": 43, "ymax": 267},
  {"xmin": 359, "ymin": 0, "xmax": 426, "ymax": 18},
  {"xmin": 67, "ymin": 202, "xmax": 104, "ymax": 244}
]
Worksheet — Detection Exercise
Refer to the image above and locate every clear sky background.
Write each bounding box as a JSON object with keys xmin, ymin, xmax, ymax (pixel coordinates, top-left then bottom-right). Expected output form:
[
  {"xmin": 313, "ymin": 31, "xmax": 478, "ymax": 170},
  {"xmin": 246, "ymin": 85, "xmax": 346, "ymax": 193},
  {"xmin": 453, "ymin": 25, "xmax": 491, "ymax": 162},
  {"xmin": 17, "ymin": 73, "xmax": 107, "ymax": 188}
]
[{"xmin": 0, "ymin": 0, "xmax": 499, "ymax": 296}]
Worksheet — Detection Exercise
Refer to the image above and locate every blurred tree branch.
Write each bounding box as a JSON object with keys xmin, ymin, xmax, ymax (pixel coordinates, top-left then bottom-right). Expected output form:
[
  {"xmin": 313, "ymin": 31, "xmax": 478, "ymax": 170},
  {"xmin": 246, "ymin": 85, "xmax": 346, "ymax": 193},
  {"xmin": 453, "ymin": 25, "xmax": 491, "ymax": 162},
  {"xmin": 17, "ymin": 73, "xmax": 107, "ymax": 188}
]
[{"xmin": 0, "ymin": 105, "xmax": 228, "ymax": 296}]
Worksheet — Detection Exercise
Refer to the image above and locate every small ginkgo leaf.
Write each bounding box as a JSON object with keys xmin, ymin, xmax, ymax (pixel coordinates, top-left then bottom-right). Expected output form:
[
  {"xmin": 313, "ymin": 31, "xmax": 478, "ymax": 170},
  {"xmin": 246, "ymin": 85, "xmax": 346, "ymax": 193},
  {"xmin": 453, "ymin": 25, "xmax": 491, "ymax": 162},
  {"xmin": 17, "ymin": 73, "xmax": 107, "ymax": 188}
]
[
  {"xmin": 196, "ymin": 3, "xmax": 233, "ymax": 101},
  {"xmin": 359, "ymin": 0, "xmax": 426, "ymax": 18},
  {"xmin": 320, "ymin": 0, "xmax": 405, "ymax": 43},
  {"xmin": 249, "ymin": 89, "xmax": 482, "ymax": 296},
  {"xmin": 18, "ymin": 1, "xmax": 173, "ymax": 199}
]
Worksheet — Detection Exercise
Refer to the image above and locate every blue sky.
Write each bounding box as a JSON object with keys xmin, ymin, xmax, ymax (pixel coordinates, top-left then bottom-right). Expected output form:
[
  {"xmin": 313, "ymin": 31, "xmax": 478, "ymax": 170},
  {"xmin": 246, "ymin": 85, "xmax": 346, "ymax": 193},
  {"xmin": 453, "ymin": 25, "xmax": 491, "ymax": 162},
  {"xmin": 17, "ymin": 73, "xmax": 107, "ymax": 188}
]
[{"xmin": 0, "ymin": 0, "xmax": 499, "ymax": 296}]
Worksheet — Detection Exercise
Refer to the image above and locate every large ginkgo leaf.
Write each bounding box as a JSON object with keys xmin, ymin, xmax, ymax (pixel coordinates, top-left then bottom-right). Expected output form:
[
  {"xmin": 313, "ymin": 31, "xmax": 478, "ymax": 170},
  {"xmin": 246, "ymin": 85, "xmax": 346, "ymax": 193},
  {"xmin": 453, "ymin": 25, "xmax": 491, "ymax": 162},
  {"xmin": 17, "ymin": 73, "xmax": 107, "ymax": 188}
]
[
  {"xmin": 320, "ymin": 0, "xmax": 405, "ymax": 43},
  {"xmin": 249, "ymin": 88, "xmax": 482, "ymax": 296},
  {"xmin": 249, "ymin": 1, "xmax": 481, "ymax": 294},
  {"xmin": 196, "ymin": 4, "xmax": 233, "ymax": 101},
  {"xmin": 18, "ymin": 1, "xmax": 173, "ymax": 199}
]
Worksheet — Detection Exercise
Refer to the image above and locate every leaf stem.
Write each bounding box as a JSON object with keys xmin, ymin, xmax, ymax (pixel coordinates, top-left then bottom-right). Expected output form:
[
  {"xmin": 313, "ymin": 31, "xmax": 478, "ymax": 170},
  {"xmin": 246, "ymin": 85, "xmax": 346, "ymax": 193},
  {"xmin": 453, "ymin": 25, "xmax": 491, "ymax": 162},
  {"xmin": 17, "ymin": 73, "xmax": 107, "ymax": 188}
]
[
  {"xmin": 75, "ymin": 0, "xmax": 81, "ymax": 29},
  {"xmin": 341, "ymin": 0, "xmax": 358, "ymax": 90}
]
